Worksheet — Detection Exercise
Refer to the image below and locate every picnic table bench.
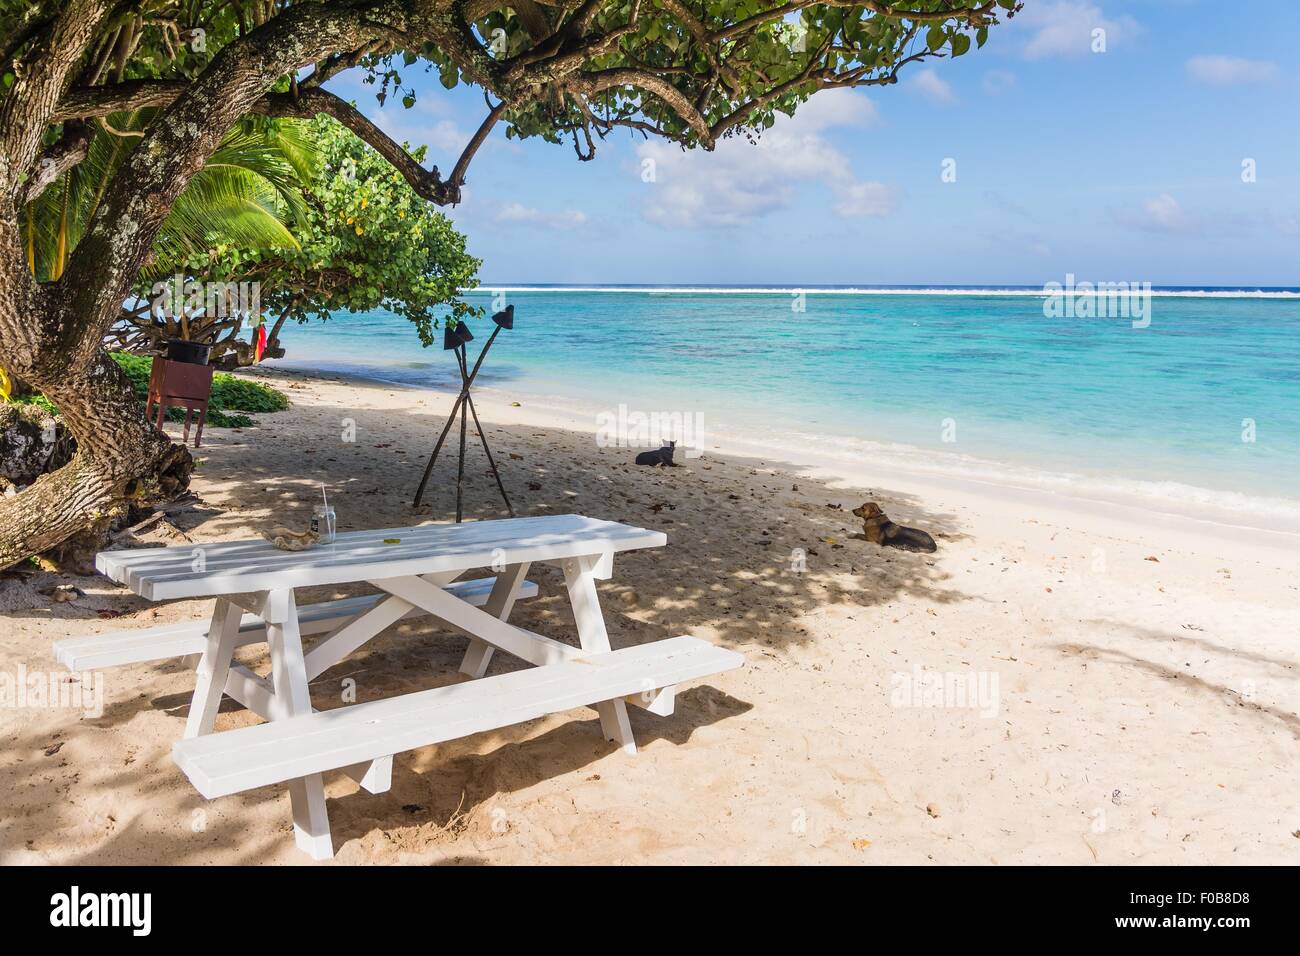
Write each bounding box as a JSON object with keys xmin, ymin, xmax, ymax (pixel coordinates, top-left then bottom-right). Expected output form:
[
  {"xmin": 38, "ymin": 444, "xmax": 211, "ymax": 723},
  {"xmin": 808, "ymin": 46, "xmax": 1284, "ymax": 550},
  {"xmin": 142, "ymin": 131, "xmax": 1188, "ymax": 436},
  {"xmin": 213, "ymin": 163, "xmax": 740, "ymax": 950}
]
[{"xmin": 56, "ymin": 514, "xmax": 743, "ymax": 860}]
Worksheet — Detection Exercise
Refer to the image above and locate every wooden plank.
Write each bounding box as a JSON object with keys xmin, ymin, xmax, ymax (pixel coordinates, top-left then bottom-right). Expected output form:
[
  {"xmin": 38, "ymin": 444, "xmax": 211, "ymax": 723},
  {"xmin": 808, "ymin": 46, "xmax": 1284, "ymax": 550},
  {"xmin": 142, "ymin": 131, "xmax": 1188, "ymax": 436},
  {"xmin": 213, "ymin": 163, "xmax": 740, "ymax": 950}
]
[
  {"xmin": 264, "ymin": 589, "xmax": 333, "ymax": 860},
  {"xmin": 625, "ymin": 684, "xmax": 676, "ymax": 717},
  {"xmin": 96, "ymin": 515, "xmax": 665, "ymax": 601},
  {"xmin": 223, "ymin": 663, "xmax": 275, "ymax": 720},
  {"xmin": 563, "ymin": 555, "xmax": 636, "ymax": 755},
  {"xmin": 182, "ymin": 600, "xmax": 243, "ymax": 739},
  {"xmin": 99, "ymin": 515, "xmax": 612, "ymax": 581},
  {"xmin": 459, "ymin": 561, "xmax": 530, "ymax": 679},
  {"xmin": 301, "ymin": 592, "xmax": 415, "ymax": 681},
  {"xmin": 174, "ymin": 637, "xmax": 744, "ymax": 799},
  {"xmin": 341, "ymin": 756, "xmax": 392, "ymax": 795},
  {"xmin": 54, "ymin": 577, "xmax": 539, "ymax": 671},
  {"xmin": 376, "ymin": 575, "xmax": 580, "ymax": 669}
]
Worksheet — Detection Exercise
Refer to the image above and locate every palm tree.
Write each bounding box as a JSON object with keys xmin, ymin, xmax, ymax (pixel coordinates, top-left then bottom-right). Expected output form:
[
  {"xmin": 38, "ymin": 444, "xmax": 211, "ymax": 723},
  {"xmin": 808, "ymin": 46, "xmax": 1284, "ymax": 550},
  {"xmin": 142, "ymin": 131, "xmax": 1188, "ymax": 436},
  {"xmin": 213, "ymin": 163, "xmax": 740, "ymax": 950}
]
[{"xmin": 23, "ymin": 110, "xmax": 315, "ymax": 283}]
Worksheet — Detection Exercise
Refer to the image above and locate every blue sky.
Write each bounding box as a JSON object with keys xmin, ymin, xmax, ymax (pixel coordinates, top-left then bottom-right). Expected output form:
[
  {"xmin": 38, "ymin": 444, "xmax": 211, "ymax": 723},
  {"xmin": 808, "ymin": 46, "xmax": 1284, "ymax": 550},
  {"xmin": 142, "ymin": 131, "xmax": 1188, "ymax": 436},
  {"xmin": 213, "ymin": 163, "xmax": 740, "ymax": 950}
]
[{"xmin": 327, "ymin": 0, "xmax": 1300, "ymax": 287}]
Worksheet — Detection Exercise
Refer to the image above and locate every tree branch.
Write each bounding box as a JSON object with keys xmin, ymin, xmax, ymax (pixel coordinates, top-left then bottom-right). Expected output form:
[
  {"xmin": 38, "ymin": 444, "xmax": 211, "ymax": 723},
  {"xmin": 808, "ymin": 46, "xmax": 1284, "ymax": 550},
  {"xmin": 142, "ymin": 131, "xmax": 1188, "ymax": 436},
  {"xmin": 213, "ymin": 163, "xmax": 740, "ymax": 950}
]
[
  {"xmin": 19, "ymin": 121, "xmax": 94, "ymax": 206},
  {"xmin": 54, "ymin": 1, "xmax": 394, "ymax": 372}
]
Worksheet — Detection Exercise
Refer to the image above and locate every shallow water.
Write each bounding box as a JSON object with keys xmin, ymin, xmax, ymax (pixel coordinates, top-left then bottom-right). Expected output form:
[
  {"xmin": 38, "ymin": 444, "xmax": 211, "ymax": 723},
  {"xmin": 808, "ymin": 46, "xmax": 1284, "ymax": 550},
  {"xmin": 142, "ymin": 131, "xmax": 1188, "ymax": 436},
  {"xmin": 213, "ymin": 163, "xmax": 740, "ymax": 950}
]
[{"xmin": 273, "ymin": 286, "xmax": 1300, "ymax": 519}]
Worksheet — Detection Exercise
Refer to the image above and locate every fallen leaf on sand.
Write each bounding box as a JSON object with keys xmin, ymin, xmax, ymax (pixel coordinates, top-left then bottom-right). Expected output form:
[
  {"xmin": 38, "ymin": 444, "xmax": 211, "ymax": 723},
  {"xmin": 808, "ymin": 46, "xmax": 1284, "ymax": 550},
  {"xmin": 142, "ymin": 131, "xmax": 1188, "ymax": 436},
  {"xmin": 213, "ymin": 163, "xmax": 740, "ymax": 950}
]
[
  {"xmin": 44, "ymin": 742, "xmax": 64, "ymax": 757},
  {"xmin": 1145, "ymin": 555, "xmax": 1160, "ymax": 562},
  {"xmin": 851, "ymin": 838, "xmax": 872, "ymax": 850},
  {"xmin": 926, "ymin": 803, "xmax": 940, "ymax": 818},
  {"xmin": 383, "ymin": 538, "xmax": 401, "ymax": 544}
]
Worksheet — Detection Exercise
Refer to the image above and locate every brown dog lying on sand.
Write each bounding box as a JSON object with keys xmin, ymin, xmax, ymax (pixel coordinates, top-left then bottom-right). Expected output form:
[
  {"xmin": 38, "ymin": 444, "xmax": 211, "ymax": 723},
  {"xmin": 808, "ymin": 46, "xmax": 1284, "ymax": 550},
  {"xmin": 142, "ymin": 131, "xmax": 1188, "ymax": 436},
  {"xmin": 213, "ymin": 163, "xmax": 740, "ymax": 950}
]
[{"xmin": 852, "ymin": 502, "xmax": 937, "ymax": 553}]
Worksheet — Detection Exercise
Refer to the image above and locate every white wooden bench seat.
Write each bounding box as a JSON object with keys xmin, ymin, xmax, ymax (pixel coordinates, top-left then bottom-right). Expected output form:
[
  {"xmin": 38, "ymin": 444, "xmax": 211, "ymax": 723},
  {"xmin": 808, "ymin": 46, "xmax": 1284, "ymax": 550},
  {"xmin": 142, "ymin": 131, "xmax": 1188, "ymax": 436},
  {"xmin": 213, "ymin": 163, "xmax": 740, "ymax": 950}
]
[
  {"xmin": 54, "ymin": 576, "xmax": 538, "ymax": 671},
  {"xmin": 174, "ymin": 636, "xmax": 744, "ymax": 799}
]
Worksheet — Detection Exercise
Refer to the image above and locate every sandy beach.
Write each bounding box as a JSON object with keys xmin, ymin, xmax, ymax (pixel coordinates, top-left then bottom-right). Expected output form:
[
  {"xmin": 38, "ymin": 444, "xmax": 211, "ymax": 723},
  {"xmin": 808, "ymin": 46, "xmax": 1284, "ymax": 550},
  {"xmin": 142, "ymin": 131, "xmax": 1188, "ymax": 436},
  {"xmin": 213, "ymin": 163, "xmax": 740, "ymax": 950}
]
[{"xmin": 2, "ymin": 367, "xmax": 1296, "ymax": 865}]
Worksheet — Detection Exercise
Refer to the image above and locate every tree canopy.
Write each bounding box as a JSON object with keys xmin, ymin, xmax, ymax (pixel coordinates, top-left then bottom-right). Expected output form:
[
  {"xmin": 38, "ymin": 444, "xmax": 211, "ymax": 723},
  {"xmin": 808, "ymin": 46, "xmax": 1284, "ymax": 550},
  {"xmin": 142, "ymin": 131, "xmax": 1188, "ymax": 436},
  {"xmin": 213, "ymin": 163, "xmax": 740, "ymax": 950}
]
[
  {"xmin": 111, "ymin": 116, "xmax": 481, "ymax": 366},
  {"xmin": 0, "ymin": 0, "xmax": 1017, "ymax": 570},
  {"xmin": 5, "ymin": 1, "xmax": 1021, "ymax": 214}
]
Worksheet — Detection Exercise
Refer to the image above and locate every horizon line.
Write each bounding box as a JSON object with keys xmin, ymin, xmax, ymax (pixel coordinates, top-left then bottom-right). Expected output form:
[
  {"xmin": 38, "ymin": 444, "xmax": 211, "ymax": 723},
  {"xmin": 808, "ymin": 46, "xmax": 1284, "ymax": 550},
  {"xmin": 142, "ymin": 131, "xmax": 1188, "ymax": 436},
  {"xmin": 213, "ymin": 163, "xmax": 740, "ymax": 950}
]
[{"xmin": 462, "ymin": 284, "xmax": 1300, "ymax": 299}]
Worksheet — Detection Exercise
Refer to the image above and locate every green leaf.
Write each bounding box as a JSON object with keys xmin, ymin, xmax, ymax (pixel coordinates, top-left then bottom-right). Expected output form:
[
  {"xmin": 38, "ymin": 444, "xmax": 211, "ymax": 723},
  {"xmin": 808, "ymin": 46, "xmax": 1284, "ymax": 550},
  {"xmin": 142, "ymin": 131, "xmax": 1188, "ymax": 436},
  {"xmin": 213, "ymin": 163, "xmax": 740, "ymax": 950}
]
[
  {"xmin": 951, "ymin": 33, "xmax": 971, "ymax": 57},
  {"xmin": 926, "ymin": 25, "xmax": 947, "ymax": 52}
]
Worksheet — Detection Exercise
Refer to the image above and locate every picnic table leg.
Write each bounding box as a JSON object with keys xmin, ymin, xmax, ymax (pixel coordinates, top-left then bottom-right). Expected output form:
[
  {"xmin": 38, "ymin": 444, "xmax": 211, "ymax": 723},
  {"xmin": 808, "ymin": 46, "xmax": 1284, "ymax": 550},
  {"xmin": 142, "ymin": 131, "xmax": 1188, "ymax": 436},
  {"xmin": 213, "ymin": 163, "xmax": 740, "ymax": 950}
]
[
  {"xmin": 265, "ymin": 589, "xmax": 334, "ymax": 860},
  {"xmin": 459, "ymin": 561, "xmax": 531, "ymax": 679},
  {"xmin": 183, "ymin": 599, "xmax": 243, "ymax": 739},
  {"xmin": 563, "ymin": 555, "xmax": 636, "ymax": 755}
]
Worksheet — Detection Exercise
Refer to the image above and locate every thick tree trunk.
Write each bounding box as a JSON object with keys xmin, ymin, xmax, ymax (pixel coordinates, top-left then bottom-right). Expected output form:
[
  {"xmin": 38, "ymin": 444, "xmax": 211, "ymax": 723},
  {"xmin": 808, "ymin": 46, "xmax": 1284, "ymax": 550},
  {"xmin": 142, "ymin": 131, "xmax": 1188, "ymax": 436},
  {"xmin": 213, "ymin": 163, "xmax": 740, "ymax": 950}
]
[{"xmin": 0, "ymin": 347, "xmax": 191, "ymax": 572}]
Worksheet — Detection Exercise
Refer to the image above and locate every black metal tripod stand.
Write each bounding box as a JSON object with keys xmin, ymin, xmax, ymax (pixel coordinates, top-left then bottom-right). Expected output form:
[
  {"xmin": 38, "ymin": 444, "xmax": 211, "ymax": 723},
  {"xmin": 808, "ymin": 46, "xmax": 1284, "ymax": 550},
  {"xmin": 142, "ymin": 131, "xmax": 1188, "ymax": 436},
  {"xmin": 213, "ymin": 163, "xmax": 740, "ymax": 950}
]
[{"xmin": 412, "ymin": 306, "xmax": 515, "ymax": 521}]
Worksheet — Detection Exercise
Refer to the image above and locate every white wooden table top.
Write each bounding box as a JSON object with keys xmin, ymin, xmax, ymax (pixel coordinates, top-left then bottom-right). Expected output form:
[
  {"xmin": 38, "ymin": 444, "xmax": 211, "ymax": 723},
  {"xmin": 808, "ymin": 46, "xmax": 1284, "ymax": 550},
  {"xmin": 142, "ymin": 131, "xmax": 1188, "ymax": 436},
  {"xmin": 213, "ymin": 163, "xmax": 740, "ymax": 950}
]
[{"xmin": 97, "ymin": 514, "xmax": 666, "ymax": 601}]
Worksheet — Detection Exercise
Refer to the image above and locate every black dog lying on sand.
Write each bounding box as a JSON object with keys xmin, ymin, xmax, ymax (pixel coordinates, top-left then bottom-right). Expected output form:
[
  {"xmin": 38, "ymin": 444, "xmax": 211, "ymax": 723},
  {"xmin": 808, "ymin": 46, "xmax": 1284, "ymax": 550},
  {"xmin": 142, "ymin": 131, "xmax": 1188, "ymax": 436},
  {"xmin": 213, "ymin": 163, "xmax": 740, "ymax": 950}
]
[
  {"xmin": 635, "ymin": 441, "xmax": 678, "ymax": 466},
  {"xmin": 852, "ymin": 501, "xmax": 937, "ymax": 553}
]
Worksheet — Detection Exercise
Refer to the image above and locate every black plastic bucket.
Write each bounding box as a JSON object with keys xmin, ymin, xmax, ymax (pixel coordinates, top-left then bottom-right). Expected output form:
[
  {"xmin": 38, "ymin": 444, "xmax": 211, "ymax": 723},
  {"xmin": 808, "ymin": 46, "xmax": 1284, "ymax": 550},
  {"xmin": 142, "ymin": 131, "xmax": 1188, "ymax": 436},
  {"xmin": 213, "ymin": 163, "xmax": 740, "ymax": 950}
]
[{"xmin": 166, "ymin": 339, "xmax": 211, "ymax": 365}]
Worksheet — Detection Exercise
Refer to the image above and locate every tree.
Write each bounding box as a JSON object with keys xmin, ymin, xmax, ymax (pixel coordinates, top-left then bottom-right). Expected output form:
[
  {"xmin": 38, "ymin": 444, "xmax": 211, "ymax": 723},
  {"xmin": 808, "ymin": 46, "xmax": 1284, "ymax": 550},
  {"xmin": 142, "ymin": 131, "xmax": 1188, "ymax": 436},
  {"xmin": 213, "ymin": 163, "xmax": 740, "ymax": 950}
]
[
  {"xmin": 0, "ymin": 0, "xmax": 1018, "ymax": 571},
  {"xmin": 111, "ymin": 116, "xmax": 481, "ymax": 369},
  {"xmin": 22, "ymin": 113, "xmax": 307, "ymax": 285}
]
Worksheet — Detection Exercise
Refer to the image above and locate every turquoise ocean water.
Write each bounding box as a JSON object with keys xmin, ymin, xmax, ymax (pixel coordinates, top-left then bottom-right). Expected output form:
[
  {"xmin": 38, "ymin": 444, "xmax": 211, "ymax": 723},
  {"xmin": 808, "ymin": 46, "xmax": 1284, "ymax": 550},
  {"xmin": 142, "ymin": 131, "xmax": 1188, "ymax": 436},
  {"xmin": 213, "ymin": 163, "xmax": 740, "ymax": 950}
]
[{"xmin": 273, "ymin": 287, "xmax": 1300, "ymax": 521}]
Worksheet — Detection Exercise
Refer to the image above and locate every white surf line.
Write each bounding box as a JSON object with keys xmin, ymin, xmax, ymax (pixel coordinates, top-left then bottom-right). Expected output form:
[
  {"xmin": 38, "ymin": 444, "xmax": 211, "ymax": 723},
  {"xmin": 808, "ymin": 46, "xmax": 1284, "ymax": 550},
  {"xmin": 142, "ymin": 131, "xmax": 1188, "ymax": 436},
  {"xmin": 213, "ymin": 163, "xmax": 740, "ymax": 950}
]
[{"xmin": 462, "ymin": 286, "xmax": 1300, "ymax": 299}]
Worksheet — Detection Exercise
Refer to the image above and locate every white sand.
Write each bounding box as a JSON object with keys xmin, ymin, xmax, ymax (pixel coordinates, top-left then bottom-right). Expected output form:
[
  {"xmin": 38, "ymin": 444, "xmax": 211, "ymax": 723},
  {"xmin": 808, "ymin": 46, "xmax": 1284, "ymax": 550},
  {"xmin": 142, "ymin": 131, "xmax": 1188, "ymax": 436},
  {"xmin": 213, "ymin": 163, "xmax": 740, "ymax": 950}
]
[{"xmin": 1, "ymin": 367, "xmax": 1296, "ymax": 864}]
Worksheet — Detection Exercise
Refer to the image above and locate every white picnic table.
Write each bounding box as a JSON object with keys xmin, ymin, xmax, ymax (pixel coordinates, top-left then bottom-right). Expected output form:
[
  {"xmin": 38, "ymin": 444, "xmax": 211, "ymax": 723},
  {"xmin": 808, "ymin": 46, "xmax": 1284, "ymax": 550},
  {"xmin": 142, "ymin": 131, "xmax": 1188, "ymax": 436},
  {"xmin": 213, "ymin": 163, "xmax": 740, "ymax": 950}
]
[{"xmin": 57, "ymin": 514, "xmax": 743, "ymax": 860}]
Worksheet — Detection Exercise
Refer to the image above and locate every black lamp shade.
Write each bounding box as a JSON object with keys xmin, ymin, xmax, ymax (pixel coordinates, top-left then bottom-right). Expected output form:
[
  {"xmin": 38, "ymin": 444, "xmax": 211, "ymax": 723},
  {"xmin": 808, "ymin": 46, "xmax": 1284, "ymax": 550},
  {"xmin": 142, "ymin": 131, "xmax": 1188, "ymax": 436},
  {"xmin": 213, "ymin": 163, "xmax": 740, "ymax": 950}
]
[
  {"xmin": 442, "ymin": 324, "xmax": 461, "ymax": 350},
  {"xmin": 456, "ymin": 321, "xmax": 474, "ymax": 344},
  {"xmin": 492, "ymin": 304, "xmax": 515, "ymax": 330}
]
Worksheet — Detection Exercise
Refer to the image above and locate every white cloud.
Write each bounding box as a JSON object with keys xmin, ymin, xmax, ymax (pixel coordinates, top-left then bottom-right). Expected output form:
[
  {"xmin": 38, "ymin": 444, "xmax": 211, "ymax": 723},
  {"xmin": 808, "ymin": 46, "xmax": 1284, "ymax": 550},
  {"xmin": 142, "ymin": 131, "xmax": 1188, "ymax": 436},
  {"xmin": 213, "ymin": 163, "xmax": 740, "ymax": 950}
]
[
  {"xmin": 836, "ymin": 182, "xmax": 898, "ymax": 218},
  {"xmin": 909, "ymin": 69, "xmax": 956, "ymax": 105},
  {"xmin": 1115, "ymin": 194, "xmax": 1201, "ymax": 236},
  {"xmin": 494, "ymin": 202, "xmax": 588, "ymax": 230},
  {"xmin": 635, "ymin": 89, "xmax": 897, "ymax": 229},
  {"xmin": 1185, "ymin": 55, "xmax": 1279, "ymax": 87},
  {"xmin": 981, "ymin": 70, "xmax": 1017, "ymax": 95},
  {"xmin": 368, "ymin": 96, "xmax": 470, "ymax": 155},
  {"xmin": 1019, "ymin": 2, "xmax": 1139, "ymax": 59}
]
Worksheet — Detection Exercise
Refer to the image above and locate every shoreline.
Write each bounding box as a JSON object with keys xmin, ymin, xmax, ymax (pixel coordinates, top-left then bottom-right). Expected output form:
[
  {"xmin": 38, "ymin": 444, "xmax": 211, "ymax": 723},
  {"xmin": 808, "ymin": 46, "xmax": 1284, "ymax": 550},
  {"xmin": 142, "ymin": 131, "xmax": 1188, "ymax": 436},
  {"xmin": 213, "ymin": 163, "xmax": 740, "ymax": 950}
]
[{"xmin": 267, "ymin": 360, "xmax": 1300, "ymax": 555}]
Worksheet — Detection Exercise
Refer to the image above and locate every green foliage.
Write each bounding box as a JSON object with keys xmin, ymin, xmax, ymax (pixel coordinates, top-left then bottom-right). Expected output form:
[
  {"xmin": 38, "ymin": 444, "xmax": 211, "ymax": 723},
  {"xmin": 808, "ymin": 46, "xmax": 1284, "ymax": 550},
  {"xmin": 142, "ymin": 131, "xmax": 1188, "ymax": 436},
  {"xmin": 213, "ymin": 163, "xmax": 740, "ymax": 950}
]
[
  {"xmin": 109, "ymin": 351, "xmax": 288, "ymax": 427},
  {"xmin": 3, "ymin": 1, "xmax": 1010, "ymax": 165},
  {"xmin": 146, "ymin": 116, "xmax": 481, "ymax": 346},
  {"xmin": 10, "ymin": 392, "xmax": 56, "ymax": 416},
  {"xmin": 18, "ymin": 353, "xmax": 288, "ymax": 429},
  {"xmin": 22, "ymin": 111, "xmax": 308, "ymax": 283}
]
